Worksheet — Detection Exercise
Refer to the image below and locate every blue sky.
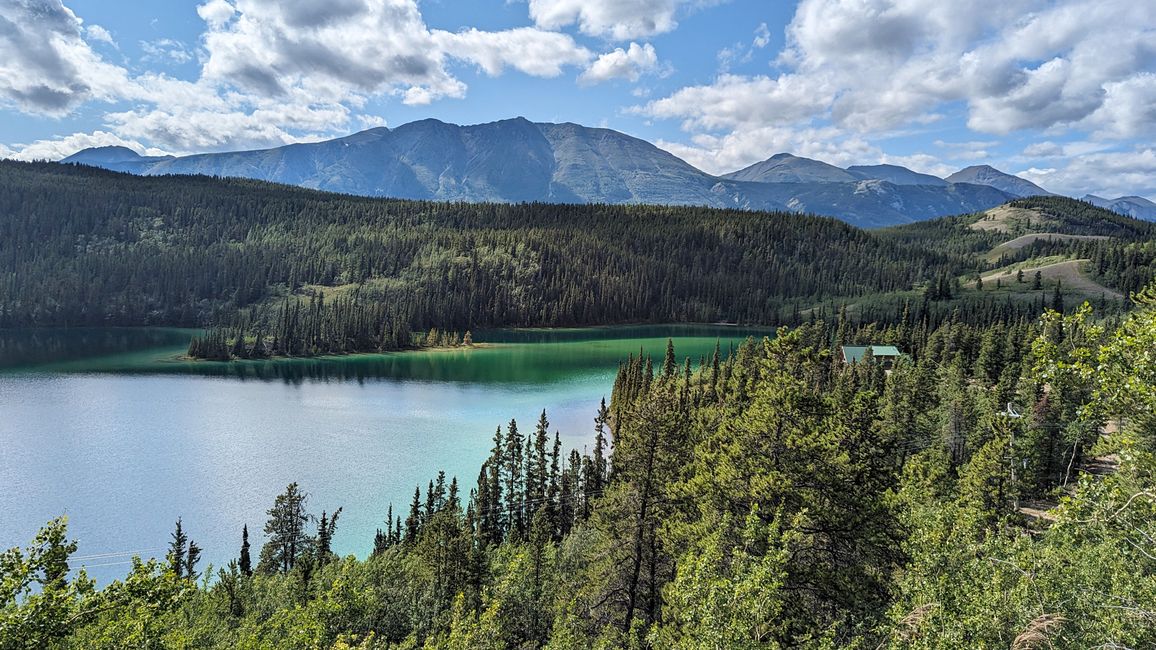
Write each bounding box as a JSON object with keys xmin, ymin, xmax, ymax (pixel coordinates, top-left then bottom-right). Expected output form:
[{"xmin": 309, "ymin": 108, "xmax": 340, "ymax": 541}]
[{"xmin": 1, "ymin": 0, "xmax": 1154, "ymax": 199}]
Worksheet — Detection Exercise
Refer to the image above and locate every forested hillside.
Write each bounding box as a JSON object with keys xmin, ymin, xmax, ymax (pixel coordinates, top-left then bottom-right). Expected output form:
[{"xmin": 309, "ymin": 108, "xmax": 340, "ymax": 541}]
[
  {"xmin": 5, "ymin": 289, "xmax": 1156, "ymax": 648},
  {"xmin": 3, "ymin": 162, "xmax": 1153, "ymax": 351},
  {"xmin": 0, "ymin": 161, "xmax": 945, "ymax": 331}
]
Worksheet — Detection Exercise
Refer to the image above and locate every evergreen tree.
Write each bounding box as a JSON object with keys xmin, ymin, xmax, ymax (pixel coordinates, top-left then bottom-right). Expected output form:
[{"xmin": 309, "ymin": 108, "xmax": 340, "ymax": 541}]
[
  {"xmin": 239, "ymin": 524, "xmax": 252, "ymax": 576},
  {"xmin": 406, "ymin": 486, "xmax": 423, "ymax": 544},
  {"xmin": 662, "ymin": 338, "xmax": 677, "ymax": 378},
  {"xmin": 167, "ymin": 518, "xmax": 187, "ymax": 579},
  {"xmin": 315, "ymin": 508, "xmax": 341, "ymax": 568},
  {"xmin": 184, "ymin": 540, "xmax": 201, "ymax": 582},
  {"xmin": 258, "ymin": 482, "xmax": 312, "ymax": 575},
  {"xmin": 504, "ymin": 418, "xmax": 525, "ymax": 539}
]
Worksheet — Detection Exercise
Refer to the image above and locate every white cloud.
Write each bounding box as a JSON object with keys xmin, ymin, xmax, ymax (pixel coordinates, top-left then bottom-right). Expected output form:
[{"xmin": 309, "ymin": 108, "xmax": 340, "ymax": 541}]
[
  {"xmin": 0, "ymin": 0, "xmax": 133, "ymax": 114},
  {"xmin": 579, "ymin": 43, "xmax": 659, "ymax": 84},
  {"xmin": 434, "ymin": 28, "xmax": 592, "ymax": 78},
  {"xmin": 641, "ymin": 0, "xmax": 1156, "ymax": 189},
  {"xmin": 527, "ymin": 0, "xmax": 697, "ymax": 40},
  {"xmin": 878, "ymin": 153, "xmax": 955, "ymax": 179},
  {"xmin": 753, "ymin": 23, "xmax": 770, "ymax": 49},
  {"xmin": 140, "ymin": 39, "xmax": 194, "ymax": 64},
  {"xmin": 655, "ymin": 124, "xmax": 874, "ymax": 175},
  {"xmin": 1018, "ymin": 147, "xmax": 1156, "ymax": 199},
  {"xmin": 197, "ymin": 0, "xmax": 462, "ymax": 103},
  {"xmin": 2, "ymin": 0, "xmax": 600, "ymax": 157},
  {"xmin": 1023, "ymin": 141, "xmax": 1063, "ymax": 158},
  {"xmin": 2, "ymin": 130, "xmax": 170, "ymax": 161},
  {"xmin": 196, "ymin": 0, "xmax": 236, "ymax": 29},
  {"xmin": 640, "ymin": 73, "xmax": 831, "ymax": 132},
  {"xmin": 85, "ymin": 24, "xmax": 115, "ymax": 46}
]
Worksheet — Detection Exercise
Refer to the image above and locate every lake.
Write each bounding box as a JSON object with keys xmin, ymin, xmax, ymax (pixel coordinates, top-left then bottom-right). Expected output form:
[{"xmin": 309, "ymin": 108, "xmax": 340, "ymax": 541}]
[{"xmin": 0, "ymin": 325, "xmax": 769, "ymax": 584}]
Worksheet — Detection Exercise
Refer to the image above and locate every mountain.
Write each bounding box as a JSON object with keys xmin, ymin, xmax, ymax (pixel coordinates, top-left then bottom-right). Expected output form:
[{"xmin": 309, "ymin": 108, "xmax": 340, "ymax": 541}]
[
  {"xmin": 721, "ymin": 153, "xmax": 856, "ymax": 184},
  {"xmin": 945, "ymin": 165, "xmax": 1051, "ymax": 198},
  {"xmin": 67, "ymin": 118, "xmax": 744, "ymax": 208},
  {"xmin": 1082, "ymin": 194, "xmax": 1156, "ymax": 221},
  {"xmin": 737, "ymin": 179, "xmax": 1014, "ymax": 228},
  {"xmin": 846, "ymin": 164, "xmax": 947, "ymax": 186},
  {"xmin": 60, "ymin": 146, "xmax": 174, "ymax": 174},
  {"xmin": 59, "ymin": 118, "xmax": 1061, "ymax": 227}
]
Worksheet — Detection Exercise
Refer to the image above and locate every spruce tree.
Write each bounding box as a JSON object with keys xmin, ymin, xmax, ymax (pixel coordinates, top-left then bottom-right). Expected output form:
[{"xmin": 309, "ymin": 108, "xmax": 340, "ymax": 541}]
[
  {"xmin": 239, "ymin": 524, "xmax": 252, "ymax": 576},
  {"xmin": 185, "ymin": 540, "xmax": 201, "ymax": 582},
  {"xmin": 405, "ymin": 486, "xmax": 422, "ymax": 543},
  {"xmin": 258, "ymin": 482, "xmax": 312, "ymax": 575},
  {"xmin": 504, "ymin": 418, "xmax": 524, "ymax": 539},
  {"xmin": 167, "ymin": 518, "xmax": 187, "ymax": 579},
  {"xmin": 662, "ymin": 338, "xmax": 677, "ymax": 378}
]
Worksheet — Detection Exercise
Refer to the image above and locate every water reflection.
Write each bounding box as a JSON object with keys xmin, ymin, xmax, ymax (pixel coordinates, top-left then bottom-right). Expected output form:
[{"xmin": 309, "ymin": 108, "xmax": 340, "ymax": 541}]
[{"xmin": 0, "ymin": 324, "xmax": 774, "ymax": 385}]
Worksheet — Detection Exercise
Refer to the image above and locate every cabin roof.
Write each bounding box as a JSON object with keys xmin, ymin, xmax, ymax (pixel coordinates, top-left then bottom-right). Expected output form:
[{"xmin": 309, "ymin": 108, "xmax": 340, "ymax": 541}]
[{"xmin": 841, "ymin": 345, "xmax": 902, "ymax": 363}]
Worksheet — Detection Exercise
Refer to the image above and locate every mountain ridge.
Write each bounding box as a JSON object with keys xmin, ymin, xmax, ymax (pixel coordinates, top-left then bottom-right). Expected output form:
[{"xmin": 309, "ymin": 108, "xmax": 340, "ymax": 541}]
[{"xmin": 58, "ymin": 117, "xmax": 1107, "ymax": 226}]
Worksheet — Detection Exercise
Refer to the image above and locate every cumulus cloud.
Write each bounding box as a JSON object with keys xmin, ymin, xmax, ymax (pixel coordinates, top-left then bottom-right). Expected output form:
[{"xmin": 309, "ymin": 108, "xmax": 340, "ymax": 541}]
[
  {"xmin": 2, "ymin": 130, "xmax": 170, "ymax": 161},
  {"xmin": 0, "ymin": 0, "xmax": 131, "ymax": 114},
  {"xmin": 434, "ymin": 28, "xmax": 592, "ymax": 78},
  {"xmin": 1018, "ymin": 147, "xmax": 1156, "ymax": 199},
  {"xmin": 641, "ymin": 0, "xmax": 1156, "ymax": 183},
  {"xmin": 2, "ymin": 0, "xmax": 600, "ymax": 157},
  {"xmin": 656, "ymin": 124, "xmax": 874, "ymax": 175},
  {"xmin": 1022, "ymin": 141, "xmax": 1064, "ymax": 158},
  {"xmin": 85, "ymin": 24, "xmax": 115, "ymax": 46},
  {"xmin": 579, "ymin": 42, "xmax": 659, "ymax": 84},
  {"xmin": 527, "ymin": 0, "xmax": 698, "ymax": 40},
  {"xmin": 640, "ymin": 73, "xmax": 831, "ymax": 131},
  {"xmin": 197, "ymin": 0, "xmax": 463, "ymax": 103}
]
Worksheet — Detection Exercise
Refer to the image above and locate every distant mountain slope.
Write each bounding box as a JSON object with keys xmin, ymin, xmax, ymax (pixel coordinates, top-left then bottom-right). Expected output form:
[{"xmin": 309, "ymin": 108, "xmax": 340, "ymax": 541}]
[
  {"xmin": 846, "ymin": 164, "xmax": 947, "ymax": 186},
  {"xmin": 65, "ymin": 118, "xmax": 741, "ymax": 208},
  {"xmin": 1083, "ymin": 194, "xmax": 1156, "ymax": 221},
  {"xmin": 733, "ymin": 179, "xmax": 1014, "ymax": 228},
  {"xmin": 57, "ymin": 118, "xmax": 1097, "ymax": 227},
  {"xmin": 721, "ymin": 153, "xmax": 857, "ymax": 184},
  {"xmin": 946, "ymin": 165, "xmax": 1051, "ymax": 198}
]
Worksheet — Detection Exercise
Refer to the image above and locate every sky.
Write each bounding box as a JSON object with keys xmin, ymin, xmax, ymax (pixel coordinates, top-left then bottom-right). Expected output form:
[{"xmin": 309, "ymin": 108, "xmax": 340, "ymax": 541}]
[{"xmin": 1, "ymin": 0, "xmax": 1154, "ymax": 200}]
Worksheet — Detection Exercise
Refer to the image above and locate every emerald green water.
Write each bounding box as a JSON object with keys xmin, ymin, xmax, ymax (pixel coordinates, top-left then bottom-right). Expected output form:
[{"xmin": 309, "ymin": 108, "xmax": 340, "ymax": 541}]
[{"xmin": 0, "ymin": 325, "xmax": 769, "ymax": 584}]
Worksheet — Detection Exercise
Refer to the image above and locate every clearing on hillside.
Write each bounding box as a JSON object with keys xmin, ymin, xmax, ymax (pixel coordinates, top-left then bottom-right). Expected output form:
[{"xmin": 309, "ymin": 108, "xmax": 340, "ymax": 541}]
[
  {"xmin": 986, "ymin": 233, "xmax": 1110, "ymax": 262},
  {"xmin": 970, "ymin": 204, "xmax": 1057, "ymax": 233},
  {"xmin": 972, "ymin": 259, "xmax": 1123, "ymax": 300}
]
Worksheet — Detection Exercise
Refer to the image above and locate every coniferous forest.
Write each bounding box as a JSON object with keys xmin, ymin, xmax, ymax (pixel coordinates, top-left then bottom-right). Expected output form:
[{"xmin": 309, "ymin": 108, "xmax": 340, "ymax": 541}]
[{"xmin": 4, "ymin": 162, "xmax": 1156, "ymax": 647}]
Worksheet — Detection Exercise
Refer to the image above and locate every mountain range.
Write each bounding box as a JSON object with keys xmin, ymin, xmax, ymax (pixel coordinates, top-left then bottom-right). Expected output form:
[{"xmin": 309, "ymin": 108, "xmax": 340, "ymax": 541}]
[
  {"xmin": 1082, "ymin": 194, "xmax": 1156, "ymax": 221},
  {"xmin": 59, "ymin": 117, "xmax": 1150, "ymax": 227}
]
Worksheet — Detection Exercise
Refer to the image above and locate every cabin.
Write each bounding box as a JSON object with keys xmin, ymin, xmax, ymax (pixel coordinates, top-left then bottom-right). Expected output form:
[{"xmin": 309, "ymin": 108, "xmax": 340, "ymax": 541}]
[{"xmin": 841, "ymin": 345, "xmax": 903, "ymax": 368}]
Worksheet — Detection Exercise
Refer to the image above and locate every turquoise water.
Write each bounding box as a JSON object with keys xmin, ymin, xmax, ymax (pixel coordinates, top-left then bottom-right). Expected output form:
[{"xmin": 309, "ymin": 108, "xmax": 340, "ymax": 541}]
[{"xmin": 0, "ymin": 326, "xmax": 768, "ymax": 584}]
